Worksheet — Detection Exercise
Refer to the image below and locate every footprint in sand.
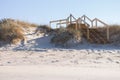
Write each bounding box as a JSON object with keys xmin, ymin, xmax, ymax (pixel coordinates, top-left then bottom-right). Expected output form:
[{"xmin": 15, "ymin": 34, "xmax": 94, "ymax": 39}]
[{"xmin": 107, "ymin": 58, "xmax": 113, "ymax": 62}]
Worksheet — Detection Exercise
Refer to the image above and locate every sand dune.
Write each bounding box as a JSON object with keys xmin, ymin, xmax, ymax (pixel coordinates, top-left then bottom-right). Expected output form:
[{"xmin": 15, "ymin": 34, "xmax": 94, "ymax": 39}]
[{"xmin": 0, "ymin": 27, "xmax": 120, "ymax": 80}]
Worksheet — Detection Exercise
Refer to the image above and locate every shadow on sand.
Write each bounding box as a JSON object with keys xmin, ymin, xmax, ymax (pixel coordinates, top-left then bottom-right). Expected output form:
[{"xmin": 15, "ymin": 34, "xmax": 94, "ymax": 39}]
[{"xmin": 12, "ymin": 35, "xmax": 120, "ymax": 51}]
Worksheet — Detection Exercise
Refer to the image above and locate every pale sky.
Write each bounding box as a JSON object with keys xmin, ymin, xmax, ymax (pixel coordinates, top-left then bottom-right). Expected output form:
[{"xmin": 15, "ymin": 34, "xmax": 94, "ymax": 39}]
[{"xmin": 0, "ymin": 0, "xmax": 120, "ymax": 25}]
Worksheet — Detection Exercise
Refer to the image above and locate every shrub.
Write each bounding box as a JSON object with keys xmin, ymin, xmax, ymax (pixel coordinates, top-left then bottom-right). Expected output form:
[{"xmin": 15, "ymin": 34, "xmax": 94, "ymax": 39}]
[
  {"xmin": 109, "ymin": 25, "xmax": 120, "ymax": 43},
  {"xmin": 0, "ymin": 18, "xmax": 25, "ymax": 44},
  {"xmin": 35, "ymin": 25, "xmax": 53, "ymax": 36},
  {"xmin": 97, "ymin": 25, "xmax": 120, "ymax": 43},
  {"xmin": 51, "ymin": 27, "xmax": 82, "ymax": 47}
]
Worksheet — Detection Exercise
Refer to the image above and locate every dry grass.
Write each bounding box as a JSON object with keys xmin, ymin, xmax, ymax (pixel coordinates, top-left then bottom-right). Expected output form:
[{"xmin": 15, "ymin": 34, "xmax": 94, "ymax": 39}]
[
  {"xmin": 67, "ymin": 23, "xmax": 88, "ymax": 30},
  {"xmin": 0, "ymin": 19, "xmax": 23, "ymax": 44},
  {"xmin": 16, "ymin": 20, "xmax": 38, "ymax": 28},
  {"xmin": 0, "ymin": 18, "xmax": 36, "ymax": 44},
  {"xmin": 51, "ymin": 24, "xmax": 120, "ymax": 46},
  {"xmin": 109, "ymin": 25, "xmax": 120, "ymax": 43},
  {"xmin": 51, "ymin": 27, "xmax": 82, "ymax": 47},
  {"xmin": 35, "ymin": 25, "xmax": 53, "ymax": 36},
  {"xmin": 97, "ymin": 25, "xmax": 120, "ymax": 43},
  {"xmin": 67, "ymin": 24, "xmax": 77, "ymax": 30}
]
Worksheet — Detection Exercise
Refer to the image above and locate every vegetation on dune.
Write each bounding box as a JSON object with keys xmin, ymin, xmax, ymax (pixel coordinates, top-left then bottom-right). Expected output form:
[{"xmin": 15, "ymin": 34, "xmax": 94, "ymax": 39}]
[
  {"xmin": 66, "ymin": 24, "xmax": 78, "ymax": 30},
  {"xmin": 35, "ymin": 25, "xmax": 53, "ymax": 36},
  {"xmin": 16, "ymin": 19, "xmax": 38, "ymax": 28},
  {"xmin": 1, "ymin": 18, "xmax": 120, "ymax": 47},
  {"xmin": 97, "ymin": 25, "xmax": 120, "ymax": 43},
  {"xmin": 51, "ymin": 24, "xmax": 120, "ymax": 47},
  {"xmin": 51, "ymin": 27, "xmax": 82, "ymax": 47},
  {"xmin": 109, "ymin": 25, "xmax": 120, "ymax": 42},
  {"xmin": 0, "ymin": 18, "xmax": 38, "ymax": 44}
]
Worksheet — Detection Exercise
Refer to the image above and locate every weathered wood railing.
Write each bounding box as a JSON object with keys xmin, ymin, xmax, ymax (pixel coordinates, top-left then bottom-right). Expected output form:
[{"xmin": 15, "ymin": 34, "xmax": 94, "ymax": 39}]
[
  {"xmin": 49, "ymin": 14, "xmax": 109, "ymax": 41},
  {"xmin": 50, "ymin": 14, "xmax": 78, "ymax": 29},
  {"xmin": 77, "ymin": 15, "xmax": 109, "ymax": 40},
  {"xmin": 92, "ymin": 18, "xmax": 109, "ymax": 40}
]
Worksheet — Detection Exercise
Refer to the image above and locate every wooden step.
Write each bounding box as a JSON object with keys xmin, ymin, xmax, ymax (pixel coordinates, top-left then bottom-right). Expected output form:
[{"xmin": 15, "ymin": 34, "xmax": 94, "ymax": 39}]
[{"xmin": 81, "ymin": 28, "xmax": 109, "ymax": 44}]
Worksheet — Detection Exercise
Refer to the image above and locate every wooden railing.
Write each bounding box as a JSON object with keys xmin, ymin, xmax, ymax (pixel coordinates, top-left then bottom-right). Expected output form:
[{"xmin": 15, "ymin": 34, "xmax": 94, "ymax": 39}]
[
  {"xmin": 77, "ymin": 15, "xmax": 92, "ymax": 27},
  {"xmin": 50, "ymin": 19, "xmax": 67, "ymax": 28},
  {"xmin": 50, "ymin": 14, "xmax": 78, "ymax": 29},
  {"xmin": 92, "ymin": 18, "xmax": 109, "ymax": 40},
  {"xmin": 49, "ymin": 14, "xmax": 109, "ymax": 41},
  {"xmin": 76, "ymin": 15, "xmax": 109, "ymax": 40}
]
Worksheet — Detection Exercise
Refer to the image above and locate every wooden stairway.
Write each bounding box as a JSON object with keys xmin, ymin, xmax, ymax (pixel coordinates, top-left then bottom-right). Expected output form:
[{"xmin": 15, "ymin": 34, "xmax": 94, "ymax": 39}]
[
  {"xmin": 66, "ymin": 23, "xmax": 109, "ymax": 44},
  {"xmin": 81, "ymin": 24, "xmax": 109, "ymax": 44}
]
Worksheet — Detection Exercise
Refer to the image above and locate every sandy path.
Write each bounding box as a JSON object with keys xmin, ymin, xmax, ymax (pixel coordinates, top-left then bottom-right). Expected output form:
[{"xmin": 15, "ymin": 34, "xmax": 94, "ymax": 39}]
[{"xmin": 0, "ymin": 65, "xmax": 120, "ymax": 80}]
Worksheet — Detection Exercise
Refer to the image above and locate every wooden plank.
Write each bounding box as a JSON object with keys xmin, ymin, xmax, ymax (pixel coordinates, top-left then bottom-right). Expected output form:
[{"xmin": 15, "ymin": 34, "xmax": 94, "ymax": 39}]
[
  {"xmin": 80, "ymin": 15, "xmax": 92, "ymax": 22},
  {"xmin": 92, "ymin": 18, "xmax": 108, "ymax": 26},
  {"xmin": 77, "ymin": 18, "xmax": 90, "ymax": 27},
  {"xmin": 75, "ymin": 21, "xmax": 78, "ymax": 30},
  {"xmin": 95, "ymin": 19, "xmax": 97, "ymax": 27},
  {"xmin": 50, "ymin": 19, "xmax": 67, "ymax": 23},
  {"xmin": 57, "ymin": 21, "xmax": 76, "ymax": 25},
  {"xmin": 107, "ymin": 26, "xmax": 109, "ymax": 41},
  {"xmin": 70, "ymin": 14, "xmax": 72, "ymax": 24},
  {"xmin": 87, "ymin": 28, "xmax": 90, "ymax": 40},
  {"xmin": 71, "ymin": 14, "xmax": 77, "ymax": 20}
]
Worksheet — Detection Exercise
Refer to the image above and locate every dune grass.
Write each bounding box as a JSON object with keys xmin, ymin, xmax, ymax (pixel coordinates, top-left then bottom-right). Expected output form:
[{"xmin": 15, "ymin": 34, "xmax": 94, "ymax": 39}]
[
  {"xmin": 0, "ymin": 18, "xmax": 120, "ymax": 45},
  {"xmin": 51, "ymin": 24, "xmax": 120, "ymax": 46},
  {"xmin": 16, "ymin": 19, "xmax": 38, "ymax": 28},
  {"xmin": 97, "ymin": 25, "xmax": 120, "ymax": 43},
  {"xmin": 35, "ymin": 25, "xmax": 53, "ymax": 36},
  {"xmin": 0, "ymin": 18, "xmax": 38, "ymax": 44},
  {"xmin": 51, "ymin": 27, "xmax": 82, "ymax": 47},
  {"xmin": 0, "ymin": 19, "xmax": 24, "ymax": 44}
]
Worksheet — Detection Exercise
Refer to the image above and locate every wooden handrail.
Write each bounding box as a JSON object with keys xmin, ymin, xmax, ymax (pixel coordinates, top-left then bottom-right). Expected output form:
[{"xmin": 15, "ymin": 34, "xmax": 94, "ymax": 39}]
[
  {"xmin": 80, "ymin": 15, "xmax": 92, "ymax": 22},
  {"xmin": 50, "ymin": 14, "xmax": 76, "ymax": 24},
  {"xmin": 50, "ymin": 14, "xmax": 108, "ymax": 27},
  {"xmin": 49, "ymin": 14, "xmax": 110, "ymax": 41},
  {"xmin": 92, "ymin": 18, "xmax": 109, "ymax": 40},
  {"xmin": 92, "ymin": 18, "xmax": 108, "ymax": 26},
  {"xmin": 49, "ymin": 14, "xmax": 77, "ymax": 29},
  {"xmin": 56, "ymin": 21, "xmax": 76, "ymax": 25},
  {"xmin": 50, "ymin": 19, "xmax": 67, "ymax": 23},
  {"xmin": 77, "ymin": 15, "xmax": 93, "ymax": 27},
  {"xmin": 70, "ymin": 14, "xmax": 77, "ymax": 20},
  {"xmin": 77, "ymin": 18, "xmax": 90, "ymax": 27}
]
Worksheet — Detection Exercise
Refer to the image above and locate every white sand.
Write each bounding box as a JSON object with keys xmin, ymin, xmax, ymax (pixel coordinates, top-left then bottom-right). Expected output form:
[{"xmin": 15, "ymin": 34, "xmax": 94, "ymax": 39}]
[
  {"xmin": 0, "ymin": 65, "xmax": 120, "ymax": 80},
  {"xmin": 0, "ymin": 27, "xmax": 120, "ymax": 80}
]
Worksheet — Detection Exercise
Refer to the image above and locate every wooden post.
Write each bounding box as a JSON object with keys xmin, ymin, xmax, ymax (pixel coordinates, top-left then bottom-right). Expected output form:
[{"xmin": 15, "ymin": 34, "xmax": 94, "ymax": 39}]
[
  {"xmin": 95, "ymin": 19, "xmax": 97, "ymax": 27},
  {"xmin": 70, "ymin": 14, "xmax": 72, "ymax": 24},
  {"xmin": 75, "ymin": 21, "xmax": 78, "ymax": 30},
  {"xmin": 87, "ymin": 28, "xmax": 90, "ymax": 40},
  {"xmin": 66, "ymin": 18, "xmax": 69, "ymax": 27},
  {"xmin": 107, "ymin": 26, "xmax": 109, "ymax": 41},
  {"xmin": 91, "ymin": 22, "xmax": 93, "ymax": 28},
  {"xmin": 78, "ymin": 21, "xmax": 80, "ymax": 29},
  {"xmin": 83, "ymin": 15, "xmax": 86, "ymax": 22},
  {"xmin": 66, "ymin": 19, "xmax": 68, "ymax": 27},
  {"xmin": 56, "ymin": 24, "xmax": 58, "ymax": 28},
  {"xmin": 78, "ymin": 19, "xmax": 82, "ymax": 29},
  {"xmin": 59, "ymin": 20, "xmax": 61, "ymax": 28},
  {"xmin": 49, "ymin": 22, "xmax": 51, "ymax": 28}
]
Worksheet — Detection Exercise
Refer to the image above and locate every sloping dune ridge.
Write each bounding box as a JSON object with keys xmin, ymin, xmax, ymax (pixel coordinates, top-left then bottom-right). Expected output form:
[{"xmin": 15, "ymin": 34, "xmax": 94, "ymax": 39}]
[{"xmin": 0, "ymin": 19, "xmax": 120, "ymax": 80}]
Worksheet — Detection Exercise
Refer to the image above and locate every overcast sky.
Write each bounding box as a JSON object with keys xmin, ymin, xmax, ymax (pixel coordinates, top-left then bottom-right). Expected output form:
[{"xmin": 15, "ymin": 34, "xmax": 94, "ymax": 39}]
[{"xmin": 0, "ymin": 0, "xmax": 120, "ymax": 25}]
